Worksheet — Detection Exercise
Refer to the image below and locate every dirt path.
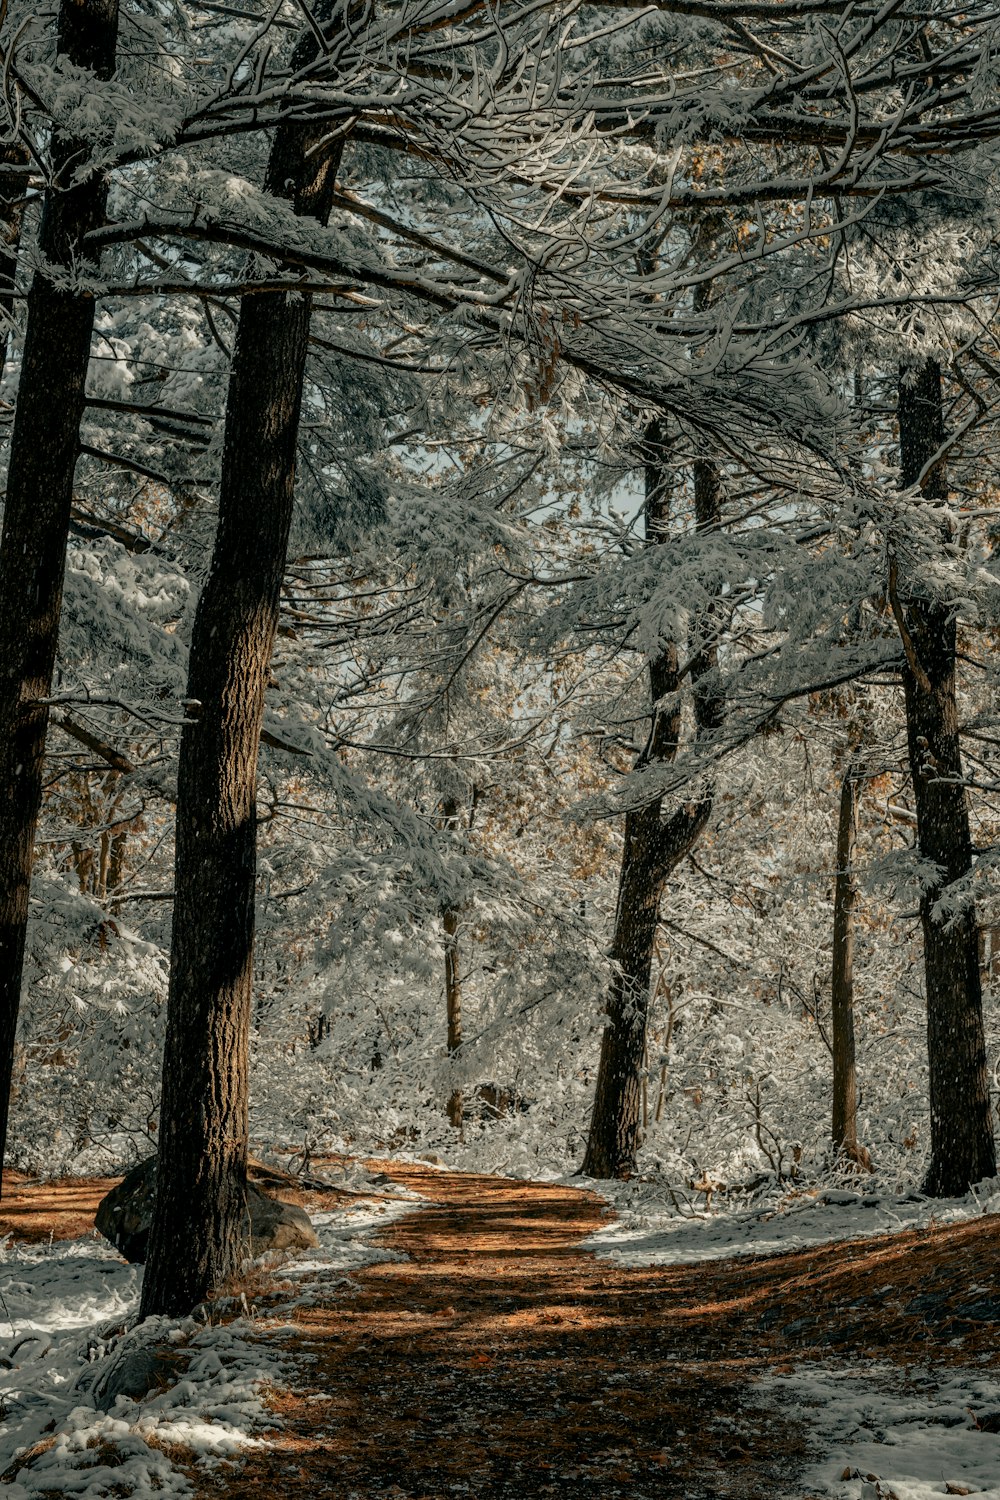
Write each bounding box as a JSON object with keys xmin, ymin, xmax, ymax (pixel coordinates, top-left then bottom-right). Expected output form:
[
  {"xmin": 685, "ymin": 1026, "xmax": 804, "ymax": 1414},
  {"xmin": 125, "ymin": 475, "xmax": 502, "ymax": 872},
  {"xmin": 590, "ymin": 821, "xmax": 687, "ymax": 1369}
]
[
  {"xmin": 196, "ymin": 1164, "xmax": 815, "ymax": 1500},
  {"xmin": 6, "ymin": 1163, "xmax": 999, "ymax": 1497},
  {"xmin": 0, "ymin": 1171, "xmax": 120, "ymax": 1242},
  {"xmin": 189, "ymin": 1163, "xmax": 1000, "ymax": 1499}
]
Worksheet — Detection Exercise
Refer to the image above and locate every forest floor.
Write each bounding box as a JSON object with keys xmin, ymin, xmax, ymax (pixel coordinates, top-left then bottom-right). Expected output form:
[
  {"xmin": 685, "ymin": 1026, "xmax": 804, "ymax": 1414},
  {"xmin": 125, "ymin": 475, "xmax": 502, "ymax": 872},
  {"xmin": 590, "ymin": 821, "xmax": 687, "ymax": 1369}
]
[{"xmin": 3, "ymin": 1161, "xmax": 1000, "ymax": 1498}]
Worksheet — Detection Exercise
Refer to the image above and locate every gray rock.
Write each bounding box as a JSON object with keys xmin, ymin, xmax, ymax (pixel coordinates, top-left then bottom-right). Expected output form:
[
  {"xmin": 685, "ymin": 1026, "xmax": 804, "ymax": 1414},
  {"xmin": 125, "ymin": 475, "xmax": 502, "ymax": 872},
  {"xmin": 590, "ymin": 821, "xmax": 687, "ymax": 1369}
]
[
  {"xmin": 244, "ymin": 1185, "xmax": 319, "ymax": 1256},
  {"xmin": 95, "ymin": 1158, "xmax": 158, "ymax": 1262},
  {"xmin": 95, "ymin": 1156, "xmax": 319, "ymax": 1264},
  {"xmin": 93, "ymin": 1346, "xmax": 184, "ymax": 1412}
]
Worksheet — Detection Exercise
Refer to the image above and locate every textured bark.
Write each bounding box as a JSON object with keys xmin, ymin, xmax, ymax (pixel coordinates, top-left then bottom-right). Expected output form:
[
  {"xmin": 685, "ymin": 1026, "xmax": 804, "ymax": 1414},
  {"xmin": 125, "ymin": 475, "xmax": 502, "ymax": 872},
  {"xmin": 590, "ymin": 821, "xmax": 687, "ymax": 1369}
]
[
  {"xmin": 139, "ymin": 110, "xmax": 343, "ymax": 1316},
  {"xmin": 896, "ymin": 360, "xmax": 995, "ymax": 1197},
  {"xmin": 0, "ymin": 0, "xmax": 119, "ymax": 1189},
  {"xmin": 444, "ymin": 903, "xmax": 464, "ymax": 1128},
  {"xmin": 831, "ymin": 764, "xmax": 869, "ymax": 1168},
  {"xmin": 582, "ymin": 434, "xmax": 722, "ymax": 1179}
]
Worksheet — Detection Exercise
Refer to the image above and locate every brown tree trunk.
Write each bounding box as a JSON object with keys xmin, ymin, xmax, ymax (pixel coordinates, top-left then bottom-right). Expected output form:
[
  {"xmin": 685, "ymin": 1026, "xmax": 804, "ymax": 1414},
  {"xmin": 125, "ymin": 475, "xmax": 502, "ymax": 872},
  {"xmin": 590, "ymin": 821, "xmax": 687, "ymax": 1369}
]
[
  {"xmin": 139, "ymin": 111, "xmax": 343, "ymax": 1317},
  {"xmin": 582, "ymin": 436, "xmax": 722, "ymax": 1179},
  {"xmin": 0, "ymin": 0, "xmax": 119, "ymax": 1188},
  {"xmin": 895, "ymin": 359, "xmax": 995, "ymax": 1196},
  {"xmin": 444, "ymin": 903, "xmax": 463, "ymax": 1128},
  {"xmin": 831, "ymin": 761, "xmax": 870, "ymax": 1169}
]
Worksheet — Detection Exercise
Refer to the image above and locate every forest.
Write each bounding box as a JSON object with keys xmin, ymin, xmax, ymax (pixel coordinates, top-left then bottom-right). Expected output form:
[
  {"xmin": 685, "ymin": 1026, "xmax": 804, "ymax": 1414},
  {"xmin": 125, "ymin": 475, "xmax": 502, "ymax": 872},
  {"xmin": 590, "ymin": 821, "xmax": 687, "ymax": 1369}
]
[{"xmin": 2, "ymin": 0, "xmax": 1000, "ymax": 1494}]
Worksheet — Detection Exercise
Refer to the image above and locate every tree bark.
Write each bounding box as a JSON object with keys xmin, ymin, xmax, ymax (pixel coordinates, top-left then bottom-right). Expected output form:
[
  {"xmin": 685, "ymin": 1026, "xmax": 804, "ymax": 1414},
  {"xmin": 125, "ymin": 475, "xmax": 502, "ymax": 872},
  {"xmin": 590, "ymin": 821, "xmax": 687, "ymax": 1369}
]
[
  {"xmin": 831, "ymin": 760, "xmax": 870, "ymax": 1169},
  {"xmin": 582, "ymin": 434, "xmax": 722, "ymax": 1179},
  {"xmin": 895, "ymin": 359, "xmax": 995, "ymax": 1196},
  {"xmin": 0, "ymin": 0, "xmax": 119, "ymax": 1188},
  {"xmin": 444, "ymin": 902, "xmax": 463, "ymax": 1128},
  {"xmin": 139, "ymin": 110, "xmax": 343, "ymax": 1316}
]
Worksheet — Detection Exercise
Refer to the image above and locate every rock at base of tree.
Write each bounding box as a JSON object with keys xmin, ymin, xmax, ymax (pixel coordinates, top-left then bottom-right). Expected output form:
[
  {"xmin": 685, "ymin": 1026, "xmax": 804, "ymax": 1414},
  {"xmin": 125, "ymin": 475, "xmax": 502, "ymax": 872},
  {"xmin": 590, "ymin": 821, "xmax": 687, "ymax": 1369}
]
[
  {"xmin": 95, "ymin": 1155, "xmax": 320, "ymax": 1263},
  {"xmin": 93, "ymin": 1344, "xmax": 186, "ymax": 1412}
]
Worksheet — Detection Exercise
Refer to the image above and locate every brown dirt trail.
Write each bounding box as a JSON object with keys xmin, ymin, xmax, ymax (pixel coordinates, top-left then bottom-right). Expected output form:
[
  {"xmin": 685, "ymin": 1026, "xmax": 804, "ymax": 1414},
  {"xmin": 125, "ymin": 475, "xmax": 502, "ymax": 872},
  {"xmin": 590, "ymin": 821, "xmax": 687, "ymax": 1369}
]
[
  {"xmin": 7, "ymin": 1163, "xmax": 1000, "ymax": 1498},
  {"xmin": 199, "ymin": 1164, "xmax": 811, "ymax": 1500}
]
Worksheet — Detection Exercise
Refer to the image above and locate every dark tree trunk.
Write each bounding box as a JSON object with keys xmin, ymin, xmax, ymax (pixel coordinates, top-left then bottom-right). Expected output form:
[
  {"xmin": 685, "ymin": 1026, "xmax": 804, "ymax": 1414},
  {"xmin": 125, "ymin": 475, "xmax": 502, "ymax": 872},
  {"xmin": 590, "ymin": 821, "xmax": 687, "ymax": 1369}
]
[
  {"xmin": 444, "ymin": 903, "xmax": 463, "ymax": 1128},
  {"xmin": 438, "ymin": 797, "xmax": 464, "ymax": 1127},
  {"xmin": 895, "ymin": 359, "xmax": 995, "ymax": 1196},
  {"xmin": 0, "ymin": 0, "xmax": 119, "ymax": 1188},
  {"xmin": 582, "ymin": 436, "xmax": 722, "ymax": 1179},
  {"xmin": 831, "ymin": 761, "xmax": 870, "ymax": 1169},
  {"xmin": 139, "ymin": 114, "xmax": 343, "ymax": 1317}
]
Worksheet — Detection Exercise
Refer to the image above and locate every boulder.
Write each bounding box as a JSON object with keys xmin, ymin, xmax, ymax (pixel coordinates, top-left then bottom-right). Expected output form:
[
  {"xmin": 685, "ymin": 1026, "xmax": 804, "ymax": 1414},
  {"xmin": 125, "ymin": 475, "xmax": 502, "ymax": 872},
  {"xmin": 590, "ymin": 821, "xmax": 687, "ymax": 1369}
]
[
  {"xmin": 93, "ymin": 1345, "xmax": 186, "ymax": 1411},
  {"xmin": 95, "ymin": 1155, "xmax": 319, "ymax": 1263}
]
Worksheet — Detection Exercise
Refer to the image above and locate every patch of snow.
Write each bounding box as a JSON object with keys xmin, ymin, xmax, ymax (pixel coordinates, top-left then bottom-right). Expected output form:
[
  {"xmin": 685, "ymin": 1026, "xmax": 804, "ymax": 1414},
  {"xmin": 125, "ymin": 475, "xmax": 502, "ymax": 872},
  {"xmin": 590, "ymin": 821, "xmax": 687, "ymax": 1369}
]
[
  {"xmin": 580, "ymin": 1177, "xmax": 1000, "ymax": 1266},
  {"xmin": 0, "ymin": 1176, "xmax": 423, "ymax": 1497},
  {"xmin": 764, "ymin": 1363, "xmax": 1000, "ymax": 1499},
  {"xmin": 276, "ymin": 1189, "xmax": 420, "ymax": 1306},
  {"xmin": 6, "ymin": 1314, "xmax": 280, "ymax": 1499}
]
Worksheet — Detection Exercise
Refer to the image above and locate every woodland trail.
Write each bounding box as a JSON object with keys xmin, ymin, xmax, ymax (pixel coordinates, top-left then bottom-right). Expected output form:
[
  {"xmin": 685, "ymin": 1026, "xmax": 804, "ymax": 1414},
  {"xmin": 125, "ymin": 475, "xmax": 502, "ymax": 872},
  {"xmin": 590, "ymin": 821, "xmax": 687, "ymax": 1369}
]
[
  {"xmin": 188, "ymin": 1159, "xmax": 1000, "ymax": 1500},
  {"xmin": 186, "ymin": 1161, "xmax": 811, "ymax": 1499},
  {"xmin": 4, "ymin": 1163, "xmax": 1000, "ymax": 1497}
]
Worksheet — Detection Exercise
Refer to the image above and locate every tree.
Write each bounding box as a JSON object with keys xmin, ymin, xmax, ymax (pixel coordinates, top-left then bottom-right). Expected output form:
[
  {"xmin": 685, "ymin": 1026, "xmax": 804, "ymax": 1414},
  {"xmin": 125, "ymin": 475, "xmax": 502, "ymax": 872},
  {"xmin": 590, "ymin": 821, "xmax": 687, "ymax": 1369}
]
[
  {"xmin": 830, "ymin": 754, "xmax": 870, "ymax": 1169},
  {"xmin": 893, "ymin": 358, "xmax": 996, "ymax": 1196},
  {"xmin": 138, "ymin": 44, "xmax": 346, "ymax": 1314},
  {"xmin": 0, "ymin": 0, "xmax": 119, "ymax": 1187},
  {"xmin": 440, "ymin": 797, "xmax": 465, "ymax": 1130},
  {"xmin": 582, "ymin": 429, "xmax": 723, "ymax": 1178}
]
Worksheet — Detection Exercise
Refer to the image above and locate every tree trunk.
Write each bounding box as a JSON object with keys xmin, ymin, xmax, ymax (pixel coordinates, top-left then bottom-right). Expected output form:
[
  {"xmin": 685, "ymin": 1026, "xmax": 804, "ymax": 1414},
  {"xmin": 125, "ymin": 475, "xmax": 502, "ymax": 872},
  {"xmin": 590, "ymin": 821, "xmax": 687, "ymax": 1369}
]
[
  {"xmin": 0, "ymin": 0, "xmax": 119, "ymax": 1188},
  {"xmin": 583, "ymin": 808, "xmax": 677, "ymax": 1177},
  {"xmin": 438, "ymin": 797, "xmax": 464, "ymax": 1127},
  {"xmin": 433, "ymin": 795, "xmax": 465, "ymax": 1127},
  {"xmin": 444, "ymin": 902, "xmax": 463, "ymax": 1128},
  {"xmin": 895, "ymin": 359, "xmax": 995, "ymax": 1196},
  {"xmin": 831, "ymin": 761, "xmax": 870, "ymax": 1169},
  {"xmin": 139, "ymin": 110, "xmax": 343, "ymax": 1317},
  {"xmin": 582, "ymin": 435, "xmax": 722, "ymax": 1178}
]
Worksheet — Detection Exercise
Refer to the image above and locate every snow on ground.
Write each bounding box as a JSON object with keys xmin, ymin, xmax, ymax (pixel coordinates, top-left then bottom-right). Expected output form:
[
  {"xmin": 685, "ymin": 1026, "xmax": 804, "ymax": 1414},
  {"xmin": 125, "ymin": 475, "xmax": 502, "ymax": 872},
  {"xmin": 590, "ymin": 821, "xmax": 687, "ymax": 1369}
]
[
  {"xmin": 581, "ymin": 1175, "xmax": 1000, "ymax": 1265},
  {"xmin": 0, "ymin": 1170, "xmax": 421, "ymax": 1498},
  {"xmin": 579, "ymin": 1172, "xmax": 1000, "ymax": 1499},
  {"xmin": 5, "ymin": 1312, "xmax": 284, "ymax": 1499},
  {"xmin": 765, "ymin": 1364, "xmax": 1000, "ymax": 1500},
  {"xmin": 10, "ymin": 1153, "xmax": 998, "ymax": 1498}
]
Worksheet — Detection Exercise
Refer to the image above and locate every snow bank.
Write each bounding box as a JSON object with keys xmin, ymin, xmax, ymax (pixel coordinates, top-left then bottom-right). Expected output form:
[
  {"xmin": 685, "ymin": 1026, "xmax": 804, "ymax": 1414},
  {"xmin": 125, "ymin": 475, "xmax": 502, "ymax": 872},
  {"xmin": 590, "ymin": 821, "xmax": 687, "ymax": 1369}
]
[
  {"xmin": 581, "ymin": 1176, "xmax": 1000, "ymax": 1266},
  {"xmin": 765, "ymin": 1364, "xmax": 1000, "ymax": 1500},
  {"xmin": 0, "ymin": 1175, "xmax": 421, "ymax": 1497}
]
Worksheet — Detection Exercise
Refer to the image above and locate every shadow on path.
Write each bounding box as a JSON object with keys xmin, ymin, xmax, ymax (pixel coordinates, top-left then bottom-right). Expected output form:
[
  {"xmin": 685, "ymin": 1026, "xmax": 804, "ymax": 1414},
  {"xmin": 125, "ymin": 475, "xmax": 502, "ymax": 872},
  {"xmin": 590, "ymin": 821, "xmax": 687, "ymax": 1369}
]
[
  {"xmin": 8, "ymin": 1162, "xmax": 999, "ymax": 1497},
  {"xmin": 195, "ymin": 1164, "xmax": 815, "ymax": 1500}
]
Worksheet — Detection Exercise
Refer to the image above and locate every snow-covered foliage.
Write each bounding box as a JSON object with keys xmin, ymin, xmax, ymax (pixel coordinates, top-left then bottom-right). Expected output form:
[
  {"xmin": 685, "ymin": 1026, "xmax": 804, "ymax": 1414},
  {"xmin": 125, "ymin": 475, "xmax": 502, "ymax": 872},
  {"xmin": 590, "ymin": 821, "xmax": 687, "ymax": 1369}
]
[{"xmin": 2, "ymin": 0, "xmax": 1000, "ymax": 1200}]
